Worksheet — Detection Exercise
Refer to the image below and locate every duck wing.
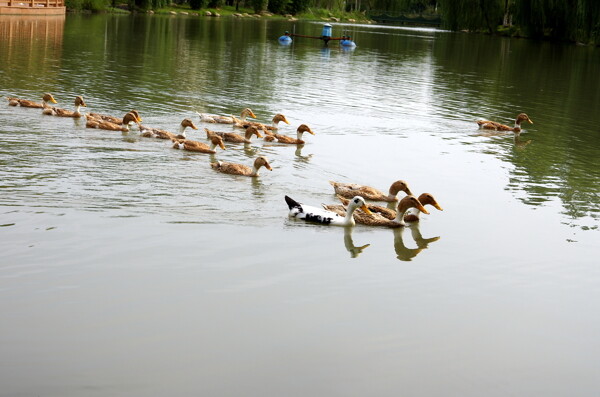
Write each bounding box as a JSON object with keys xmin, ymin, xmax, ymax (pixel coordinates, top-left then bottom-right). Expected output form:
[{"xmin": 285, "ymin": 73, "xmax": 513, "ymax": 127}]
[
  {"xmin": 211, "ymin": 161, "xmax": 251, "ymax": 175},
  {"xmin": 329, "ymin": 181, "xmax": 385, "ymax": 200},
  {"xmin": 286, "ymin": 196, "xmax": 345, "ymax": 225}
]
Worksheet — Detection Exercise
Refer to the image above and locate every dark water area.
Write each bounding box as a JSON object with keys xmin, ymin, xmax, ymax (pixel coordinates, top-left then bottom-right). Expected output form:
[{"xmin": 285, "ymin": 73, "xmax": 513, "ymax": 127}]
[{"xmin": 1, "ymin": 14, "xmax": 599, "ymax": 396}]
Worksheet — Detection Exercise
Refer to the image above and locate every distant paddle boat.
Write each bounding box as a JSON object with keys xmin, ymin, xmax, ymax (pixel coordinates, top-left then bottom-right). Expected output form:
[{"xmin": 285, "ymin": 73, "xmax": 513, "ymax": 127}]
[{"xmin": 278, "ymin": 23, "xmax": 357, "ymax": 47}]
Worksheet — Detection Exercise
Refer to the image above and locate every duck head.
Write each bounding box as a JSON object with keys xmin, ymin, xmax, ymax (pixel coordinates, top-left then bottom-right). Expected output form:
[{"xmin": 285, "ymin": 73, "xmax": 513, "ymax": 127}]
[
  {"xmin": 241, "ymin": 108, "xmax": 257, "ymax": 119},
  {"xmin": 210, "ymin": 135, "xmax": 226, "ymax": 150},
  {"xmin": 398, "ymin": 195, "xmax": 429, "ymax": 216},
  {"xmin": 43, "ymin": 93, "xmax": 58, "ymax": 104},
  {"xmin": 74, "ymin": 96, "xmax": 86, "ymax": 107},
  {"xmin": 516, "ymin": 113, "xmax": 533, "ymax": 126},
  {"xmin": 417, "ymin": 193, "xmax": 443, "ymax": 211},
  {"xmin": 181, "ymin": 118, "xmax": 198, "ymax": 130},
  {"xmin": 245, "ymin": 125, "xmax": 263, "ymax": 139},
  {"xmin": 297, "ymin": 124, "xmax": 315, "ymax": 135},
  {"xmin": 389, "ymin": 180, "xmax": 413, "ymax": 199},
  {"xmin": 128, "ymin": 110, "xmax": 142, "ymax": 123},
  {"xmin": 348, "ymin": 196, "xmax": 373, "ymax": 215},
  {"xmin": 273, "ymin": 113, "xmax": 290, "ymax": 125},
  {"xmin": 122, "ymin": 112, "xmax": 140, "ymax": 126},
  {"xmin": 254, "ymin": 156, "xmax": 273, "ymax": 171}
]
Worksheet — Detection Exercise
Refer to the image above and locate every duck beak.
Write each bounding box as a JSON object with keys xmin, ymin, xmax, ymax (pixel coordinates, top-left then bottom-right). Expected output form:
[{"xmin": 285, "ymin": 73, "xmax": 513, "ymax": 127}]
[
  {"xmin": 265, "ymin": 163, "xmax": 273, "ymax": 171},
  {"xmin": 219, "ymin": 142, "xmax": 226, "ymax": 150},
  {"xmin": 249, "ymin": 111, "xmax": 257, "ymax": 119},
  {"xmin": 417, "ymin": 203, "xmax": 430, "ymax": 214},
  {"xmin": 283, "ymin": 117, "xmax": 290, "ymax": 125},
  {"xmin": 433, "ymin": 203, "xmax": 443, "ymax": 211},
  {"xmin": 191, "ymin": 123, "xmax": 198, "ymax": 130},
  {"xmin": 50, "ymin": 97, "xmax": 57, "ymax": 104},
  {"xmin": 256, "ymin": 131, "xmax": 263, "ymax": 138},
  {"xmin": 360, "ymin": 205, "xmax": 373, "ymax": 215},
  {"xmin": 308, "ymin": 129, "xmax": 315, "ymax": 135},
  {"xmin": 528, "ymin": 118, "xmax": 533, "ymax": 124}
]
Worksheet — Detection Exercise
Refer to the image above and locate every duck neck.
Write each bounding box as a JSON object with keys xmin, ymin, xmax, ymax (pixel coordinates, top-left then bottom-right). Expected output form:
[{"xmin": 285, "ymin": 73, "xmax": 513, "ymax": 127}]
[
  {"xmin": 250, "ymin": 165, "xmax": 260, "ymax": 176},
  {"xmin": 344, "ymin": 205, "xmax": 357, "ymax": 226},
  {"xmin": 244, "ymin": 130, "xmax": 254, "ymax": 140},
  {"xmin": 394, "ymin": 206, "xmax": 408, "ymax": 226},
  {"xmin": 296, "ymin": 131, "xmax": 304, "ymax": 141},
  {"xmin": 209, "ymin": 141, "xmax": 217, "ymax": 151},
  {"xmin": 179, "ymin": 125, "xmax": 186, "ymax": 134}
]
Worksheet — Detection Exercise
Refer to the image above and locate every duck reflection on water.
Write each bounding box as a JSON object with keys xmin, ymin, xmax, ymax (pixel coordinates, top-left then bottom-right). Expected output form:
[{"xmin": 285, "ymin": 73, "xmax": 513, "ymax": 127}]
[
  {"xmin": 343, "ymin": 227, "xmax": 370, "ymax": 258},
  {"xmin": 341, "ymin": 224, "xmax": 440, "ymax": 260},
  {"xmin": 294, "ymin": 144, "xmax": 314, "ymax": 162},
  {"xmin": 393, "ymin": 224, "xmax": 441, "ymax": 262}
]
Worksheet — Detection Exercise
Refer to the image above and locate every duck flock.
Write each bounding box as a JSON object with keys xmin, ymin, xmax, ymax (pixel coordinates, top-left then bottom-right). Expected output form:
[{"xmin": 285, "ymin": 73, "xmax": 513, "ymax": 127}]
[{"xmin": 6, "ymin": 93, "xmax": 533, "ymax": 228}]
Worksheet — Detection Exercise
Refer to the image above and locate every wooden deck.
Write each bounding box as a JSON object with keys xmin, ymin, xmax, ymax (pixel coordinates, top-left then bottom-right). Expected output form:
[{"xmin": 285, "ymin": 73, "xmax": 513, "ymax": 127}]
[{"xmin": 0, "ymin": 0, "xmax": 65, "ymax": 15}]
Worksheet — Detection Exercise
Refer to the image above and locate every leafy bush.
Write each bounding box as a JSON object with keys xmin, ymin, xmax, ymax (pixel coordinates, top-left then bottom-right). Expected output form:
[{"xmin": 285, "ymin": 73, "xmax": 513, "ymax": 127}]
[
  {"xmin": 250, "ymin": 0, "xmax": 267, "ymax": 13},
  {"xmin": 189, "ymin": 0, "xmax": 205, "ymax": 9},
  {"xmin": 287, "ymin": 0, "xmax": 309, "ymax": 15},
  {"xmin": 268, "ymin": 0, "xmax": 288, "ymax": 14}
]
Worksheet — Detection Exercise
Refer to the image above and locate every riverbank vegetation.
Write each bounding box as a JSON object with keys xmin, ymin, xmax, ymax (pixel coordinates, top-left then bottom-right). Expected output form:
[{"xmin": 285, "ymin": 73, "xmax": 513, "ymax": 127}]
[{"xmin": 65, "ymin": 0, "xmax": 599, "ymax": 45}]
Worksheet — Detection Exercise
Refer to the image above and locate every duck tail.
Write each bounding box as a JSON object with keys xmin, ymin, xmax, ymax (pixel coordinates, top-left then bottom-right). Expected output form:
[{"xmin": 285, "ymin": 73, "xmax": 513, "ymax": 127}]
[
  {"xmin": 285, "ymin": 195, "xmax": 301, "ymax": 210},
  {"xmin": 329, "ymin": 180, "xmax": 338, "ymax": 187}
]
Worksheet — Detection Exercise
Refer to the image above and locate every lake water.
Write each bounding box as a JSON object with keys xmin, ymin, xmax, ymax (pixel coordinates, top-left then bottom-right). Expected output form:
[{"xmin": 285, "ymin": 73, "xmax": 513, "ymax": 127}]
[{"xmin": 1, "ymin": 14, "xmax": 599, "ymax": 396}]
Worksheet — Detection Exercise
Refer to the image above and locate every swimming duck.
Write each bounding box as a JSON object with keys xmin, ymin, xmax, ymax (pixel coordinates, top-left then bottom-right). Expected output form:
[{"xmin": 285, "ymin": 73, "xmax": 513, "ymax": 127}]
[
  {"xmin": 172, "ymin": 135, "xmax": 226, "ymax": 154},
  {"xmin": 210, "ymin": 156, "xmax": 272, "ymax": 177},
  {"xmin": 234, "ymin": 113, "xmax": 290, "ymax": 133},
  {"xmin": 403, "ymin": 193, "xmax": 443, "ymax": 222},
  {"xmin": 8, "ymin": 93, "xmax": 57, "ymax": 108},
  {"xmin": 332, "ymin": 192, "xmax": 443, "ymax": 223},
  {"xmin": 323, "ymin": 195, "xmax": 429, "ymax": 227},
  {"xmin": 85, "ymin": 112, "xmax": 139, "ymax": 132},
  {"xmin": 329, "ymin": 179, "xmax": 413, "ymax": 202},
  {"xmin": 264, "ymin": 124, "xmax": 314, "ymax": 144},
  {"xmin": 141, "ymin": 118, "xmax": 198, "ymax": 140},
  {"xmin": 476, "ymin": 113, "xmax": 533, "ymax": 133},
  {"xmin": 43, "ymin": 96, "xmax": 86, "ymax": 117},
  {"xmin": 205, "ymin": 125, "xmax": 263, "ymax": 143},
  {"xmin": 88, "ymin": 110, "xmax": 142, "ymax": 125},
  {"xmin": 197, "ymin": 108, "xmax": 256, "ymax": 124},
  {"xmin": 286, "ymin": 195, "xmax": 373, "ymax": 227}
]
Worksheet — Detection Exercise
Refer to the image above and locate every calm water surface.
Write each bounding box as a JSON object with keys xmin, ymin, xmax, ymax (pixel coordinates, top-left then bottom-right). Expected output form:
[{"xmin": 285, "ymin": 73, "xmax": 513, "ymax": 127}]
[{"xmin": 1, "ymin": 14, "xmax": 599, "ymax": 396}]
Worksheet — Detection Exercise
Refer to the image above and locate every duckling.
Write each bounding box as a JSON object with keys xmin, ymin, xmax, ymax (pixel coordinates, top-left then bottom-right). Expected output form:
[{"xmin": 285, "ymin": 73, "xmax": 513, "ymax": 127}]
[
  {"xmin": 264, "ymin": 124, "xmax": 314, "ymax": 144},
  {"xmin": 323, "ymin": 195, "xmax": 429, "ymax": 227},
  {"xmin": 332, "ymin": 193, "xmax": 443, "ymax": 223},
  {"xmin": 210, "ymin": 156, "xmax": 272, "ymax": 177},
  {"xmin": 197, "ymin": 108, "xmax": 256, "ymax": 124},
  {"xmin": 286, "ymin": 195, "xmax": 373, "ymax": 227},
  {"xmin": 141, "ymin": 118, "xmax": 198, "ymax": 140},
  {"xmin": 9, "ymin": 93, "xmax": 57, "ymax": 108},
  {"xmin": 476, "ymin": 113, "xmax": 533, "ymax": 133},
  {"xmin": 234, "ymin": 113, "xmax": 290, "ymax": 133},
  {"xmin": 205, "ymin": 125, "xmax": 263, "ymax": 143},
  {"xmin": 329, "ymin": 179, "xmax": 413, "ymax": 202},
  {"xmin": 43, "ymin": 96, "xmax": 86, "ymax": 117},
  {"xmin": 172, "ymin": 135, "xmax": 226, "ymax": 154}
]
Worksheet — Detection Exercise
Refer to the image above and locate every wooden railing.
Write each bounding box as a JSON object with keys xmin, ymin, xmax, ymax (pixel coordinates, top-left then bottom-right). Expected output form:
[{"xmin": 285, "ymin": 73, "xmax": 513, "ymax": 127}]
[{"xmin": 0, "ymin": 0, "xmax": 64, "ymax": 7}]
